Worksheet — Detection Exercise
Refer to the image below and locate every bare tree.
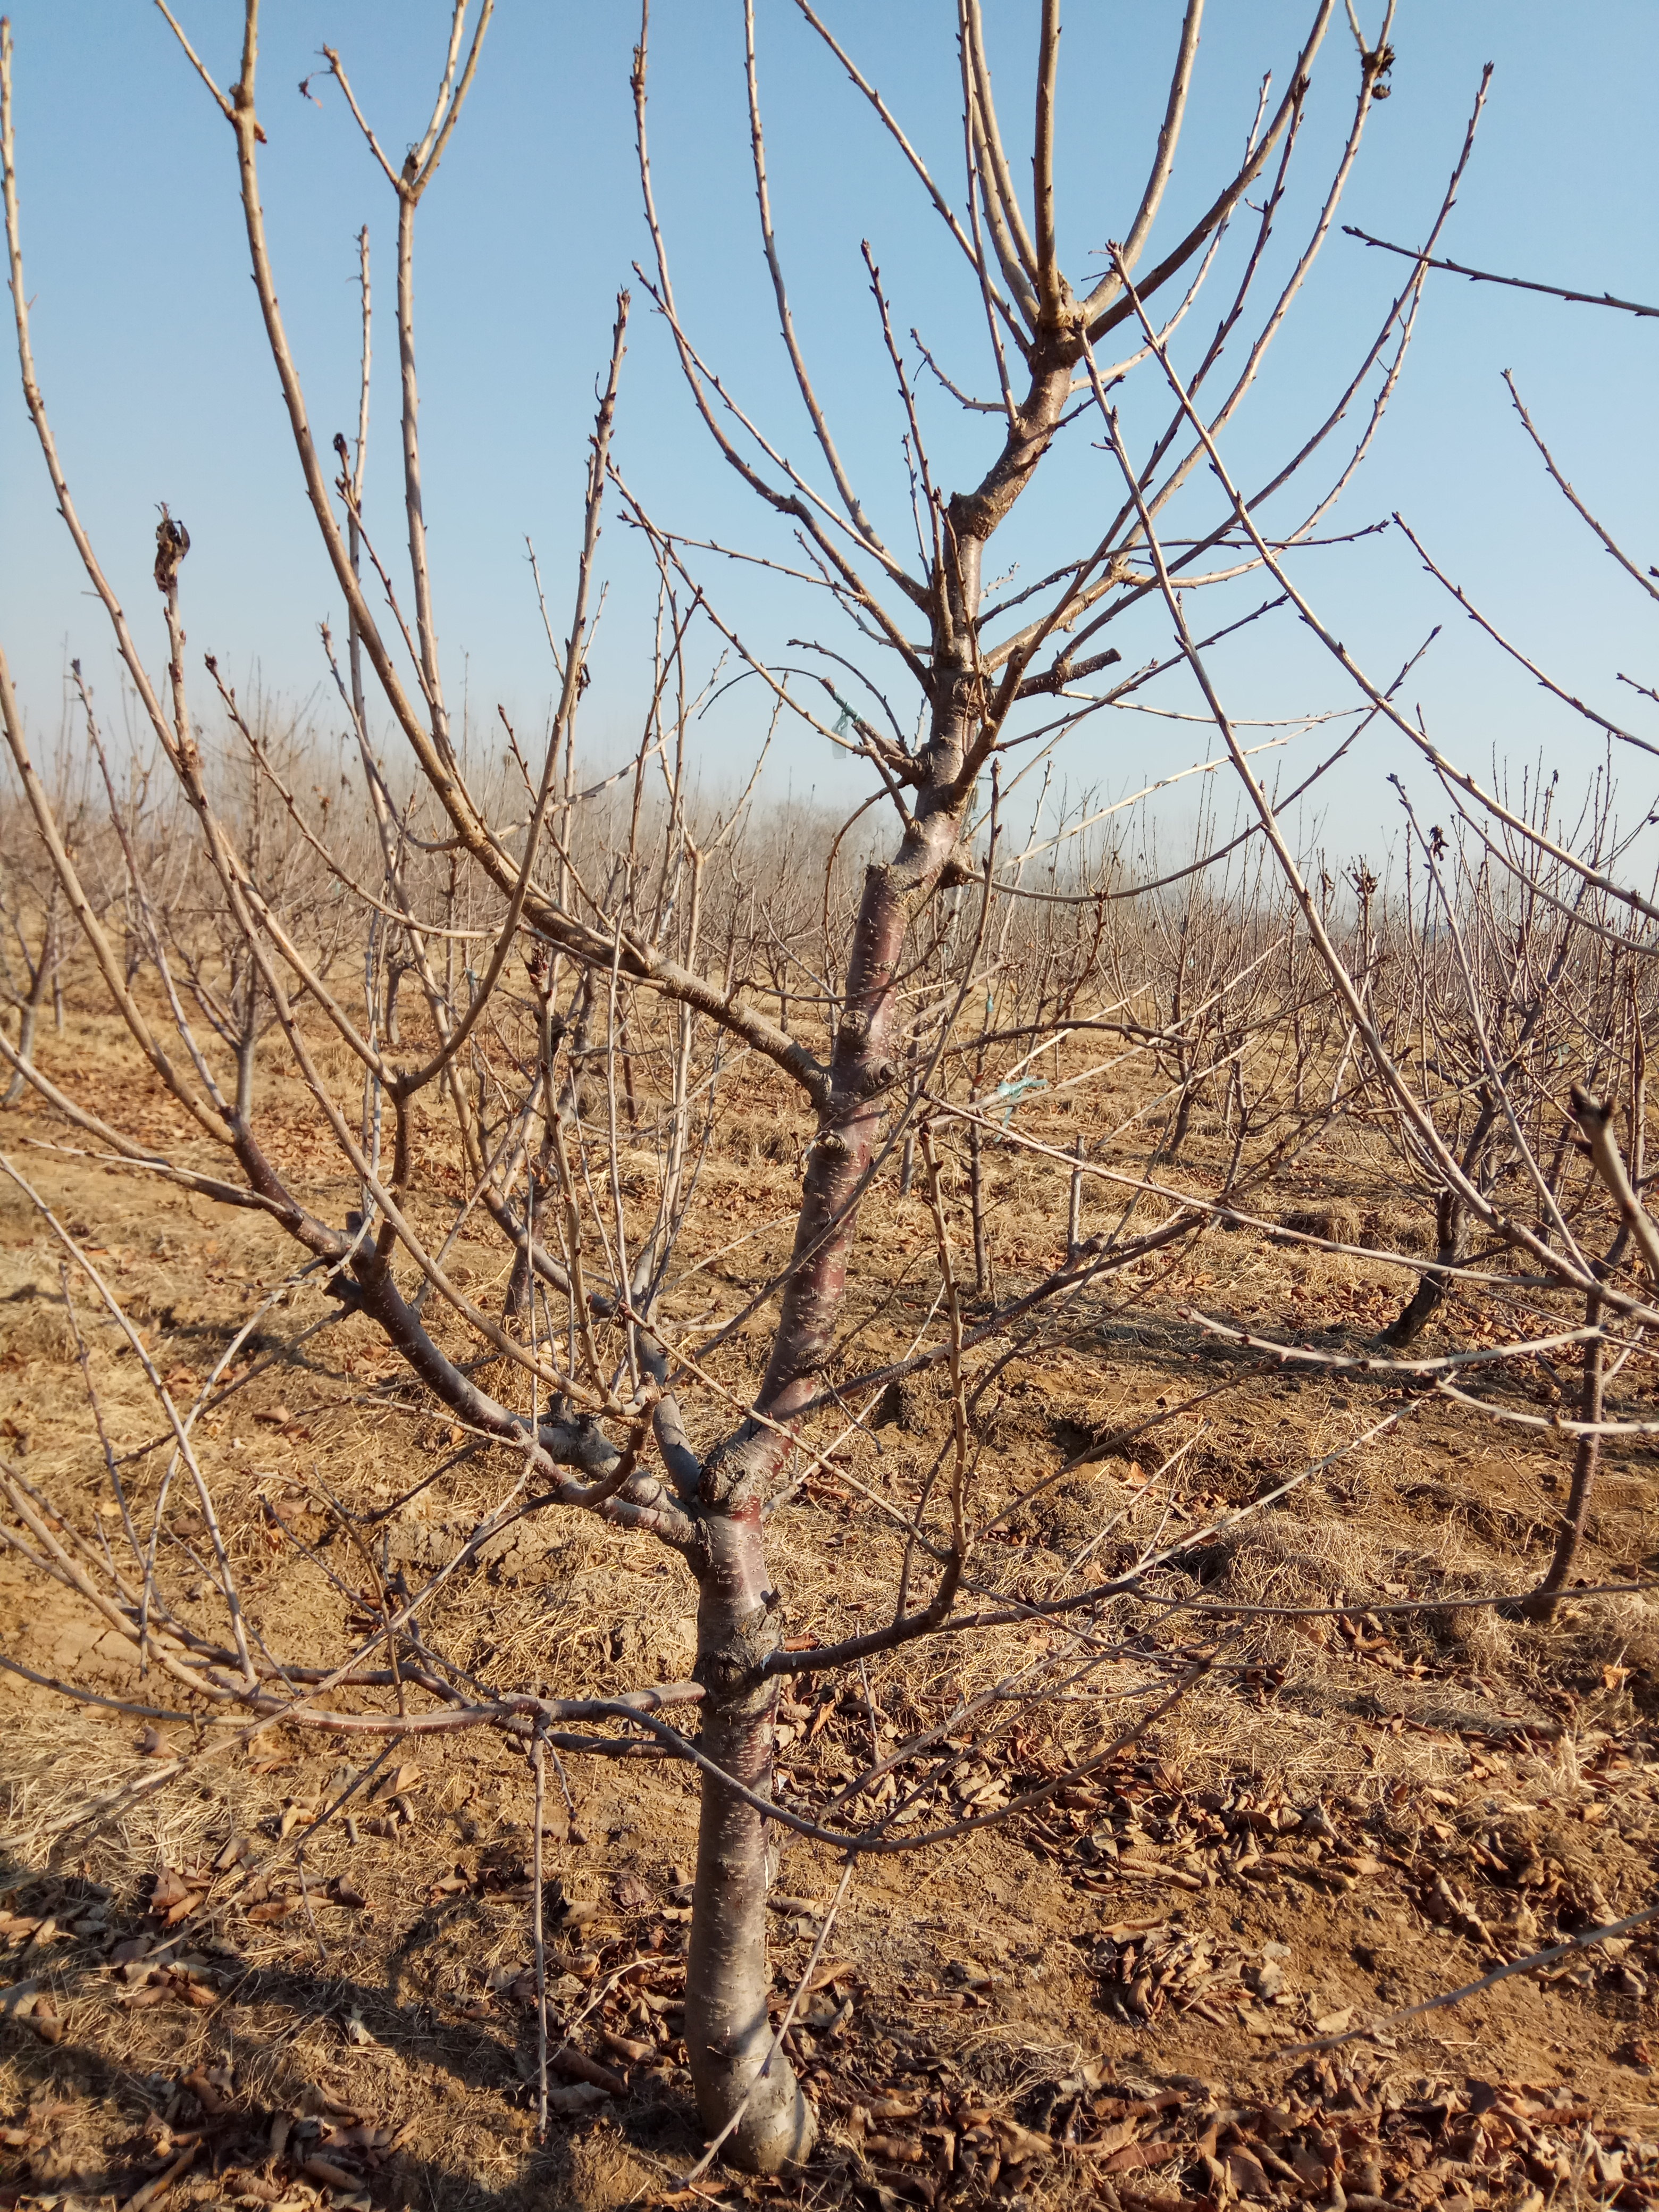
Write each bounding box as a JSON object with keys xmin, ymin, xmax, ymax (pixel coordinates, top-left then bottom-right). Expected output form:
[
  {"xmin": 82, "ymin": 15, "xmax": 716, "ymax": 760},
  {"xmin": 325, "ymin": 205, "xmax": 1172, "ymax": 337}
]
[
  {"xmin": 0, "ymin": 797, "xmax": 69, "ymax": 1108},
  {"xmin": 7, "ymin": 0, "xmax": 1619, "ymax": 2179},
  {"xmin": 1079, "ymin": 152, "xmax": 1659, "ymax": 1634}
]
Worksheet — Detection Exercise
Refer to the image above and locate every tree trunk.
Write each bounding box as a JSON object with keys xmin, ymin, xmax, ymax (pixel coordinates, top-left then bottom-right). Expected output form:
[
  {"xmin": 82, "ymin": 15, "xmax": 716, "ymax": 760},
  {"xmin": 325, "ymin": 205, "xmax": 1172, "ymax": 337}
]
[
  {"xmin": 2, "ymin": 939, "xmax": 51, "ymax": 1107},
  {"xmin": 1380, "ymin": 1188, "xmax": 1464, "ymax": 1347},
  {"xmin": 502, "ymin": 1242, "xmax": 533, "ymax": 1336},
  {"xmin": 678, "ymin": 805, "xmax": 959, "ymax": 2167},
  {"xmin": 684, "ymin": 1510, "xmax": 813, "ymax": 2171},
  {"xmin": 1160, "ymin": 1074, "xmax": 1199, "ymax": 1163},
  {"xmin": 675, "ymin": 312, "xmax": 1086, "ymax": 2172},
  {"xmin": 1515, "ymin": 1293, "xmax": 1604, "ymax": 1625},
  {"xmin": 620, "ymin": 1017, "xmax": 639, "ymax": 1127}
]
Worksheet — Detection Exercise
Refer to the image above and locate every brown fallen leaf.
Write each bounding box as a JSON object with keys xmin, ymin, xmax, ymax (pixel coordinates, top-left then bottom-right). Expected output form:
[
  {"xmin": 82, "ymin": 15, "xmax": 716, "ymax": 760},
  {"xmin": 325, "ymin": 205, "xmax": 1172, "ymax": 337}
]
[
  {"xmin": 1104, "ymin": 2140, "xmax": 1181, "ymax": 2175},
  {"xmin": 552, "ymin": 2045, "xmax": 626, "ymax": 2097},
  {"xmin": 1086, "ymin": 2116, "xmax": 1146, "ymax": 2157},
  {"xmin": 121, "ymin": 2143, "xmax": 198, "ymax": 2211},
  {"xmin": 301, "ymin": 2155, "xmax": 359, "ymax": 2189},
  {"xmin": 1226, "ymin": 2147, "xmax": 1275, "ymax": 2196},
  {"xmin": 803, "ymin": 1957, "xmax": 856, "ymax": 1992},
  {"xmin": 613, "ymin": 1875, "xmax": 653, "ymax": 1911},
  {"xmin": 994, "ymin": 2120, "xmax": 1054, "ymax": 2165},
  {"xmin": 865, "ymin": 2133, "xmax": 924, "ymax": 2163},
  {"xmin": 149, "ymin": 1868, "xmax": 196, "ymax": 1915},
  {"xmin": 868, "ymin": 2096, "xmax": 924, "ymax": 2122},
  {"xmin": 32, "ymin": 2004, "xmax": 61, "ymax": 2045},
  {"xmin": 181, "ymin": 2068, "xmax": 229, "ymax": 2115},
  {"xmin": 1117, "ymin": 1853, "xmax": 1203, "ymax": 1891},
  {"xmin": 600, "ymin": 2027, "xmax": 653, "ymax": 2064},
  {"xmin": 547, "ymin": 2081, "xmax": 610, "ymax": 2115},
  {"xmin": 223, "ymin": 2179, "xmax": 282, "ymax": 2206}
]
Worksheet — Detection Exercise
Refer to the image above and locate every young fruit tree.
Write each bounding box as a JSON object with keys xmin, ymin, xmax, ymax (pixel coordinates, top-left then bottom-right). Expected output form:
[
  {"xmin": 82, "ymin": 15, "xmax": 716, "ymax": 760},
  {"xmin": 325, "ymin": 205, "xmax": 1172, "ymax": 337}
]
[{"xmin": 4, "ymin": 0, "xmax": 1658, "ymax": 2186}]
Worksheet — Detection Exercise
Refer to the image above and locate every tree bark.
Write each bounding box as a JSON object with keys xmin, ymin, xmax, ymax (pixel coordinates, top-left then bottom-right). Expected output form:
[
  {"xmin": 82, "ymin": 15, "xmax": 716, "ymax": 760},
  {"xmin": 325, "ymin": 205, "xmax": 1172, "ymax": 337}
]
[
  {"xmin": 384, "ymin": 957, "xmax": 407, "ymax": 1047},
  {"xmin": 1380, "ymin": 1187, "xmax": 1465, "ymax": 1347},
  {"xmin": 1, "ymin": 929, "xmax": 51, "ymax": 1108},
  {"xmin": 684, "ymin": 1509, "xmax": 813, "ymax": 2170},
  {"xmin": 680, "ymin": 737, "xmax": 964, "ymax": 2171},
  {"xmin": 1515, "ymin": 1292, "xmax": 1604, "ymax": 1625},
  {"xmin": 1160, "ymin": 1075, "xmax": 1199, "ymax": 1163}
]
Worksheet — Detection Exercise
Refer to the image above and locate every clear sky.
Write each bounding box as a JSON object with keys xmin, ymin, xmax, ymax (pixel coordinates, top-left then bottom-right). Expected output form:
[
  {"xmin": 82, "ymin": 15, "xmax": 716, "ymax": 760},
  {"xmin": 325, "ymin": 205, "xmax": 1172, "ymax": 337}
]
[{"xmin": 1, "ymin": 3, "xmax": 1654, "ymax": 859}]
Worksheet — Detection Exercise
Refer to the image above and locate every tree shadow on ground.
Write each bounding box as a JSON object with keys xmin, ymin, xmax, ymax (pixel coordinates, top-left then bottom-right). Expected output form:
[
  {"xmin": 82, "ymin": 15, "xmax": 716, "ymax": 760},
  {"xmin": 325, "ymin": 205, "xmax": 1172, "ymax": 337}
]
[{"xmin": 0, "ymin": 1850, "xmax": 705, "ymax": 2210}]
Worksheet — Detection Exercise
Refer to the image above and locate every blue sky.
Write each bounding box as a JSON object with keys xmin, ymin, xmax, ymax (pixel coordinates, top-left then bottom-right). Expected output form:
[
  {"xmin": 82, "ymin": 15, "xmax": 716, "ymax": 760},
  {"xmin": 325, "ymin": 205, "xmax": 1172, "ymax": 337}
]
[{"xmin": 1, "ymin": 3, "xmax": 1654, "ymax": 858}]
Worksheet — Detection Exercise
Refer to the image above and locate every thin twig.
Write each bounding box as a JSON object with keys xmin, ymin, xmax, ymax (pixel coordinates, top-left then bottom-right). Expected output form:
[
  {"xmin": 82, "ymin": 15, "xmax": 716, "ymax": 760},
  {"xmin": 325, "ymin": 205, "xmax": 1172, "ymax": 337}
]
[
  {"xmin": 1343, "ymin": 226, "xmax": 1659, "ymax": 319},
  {"xmin": 532, "ymin": 1722, "xmax": 550, "ymax": 2141}
]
